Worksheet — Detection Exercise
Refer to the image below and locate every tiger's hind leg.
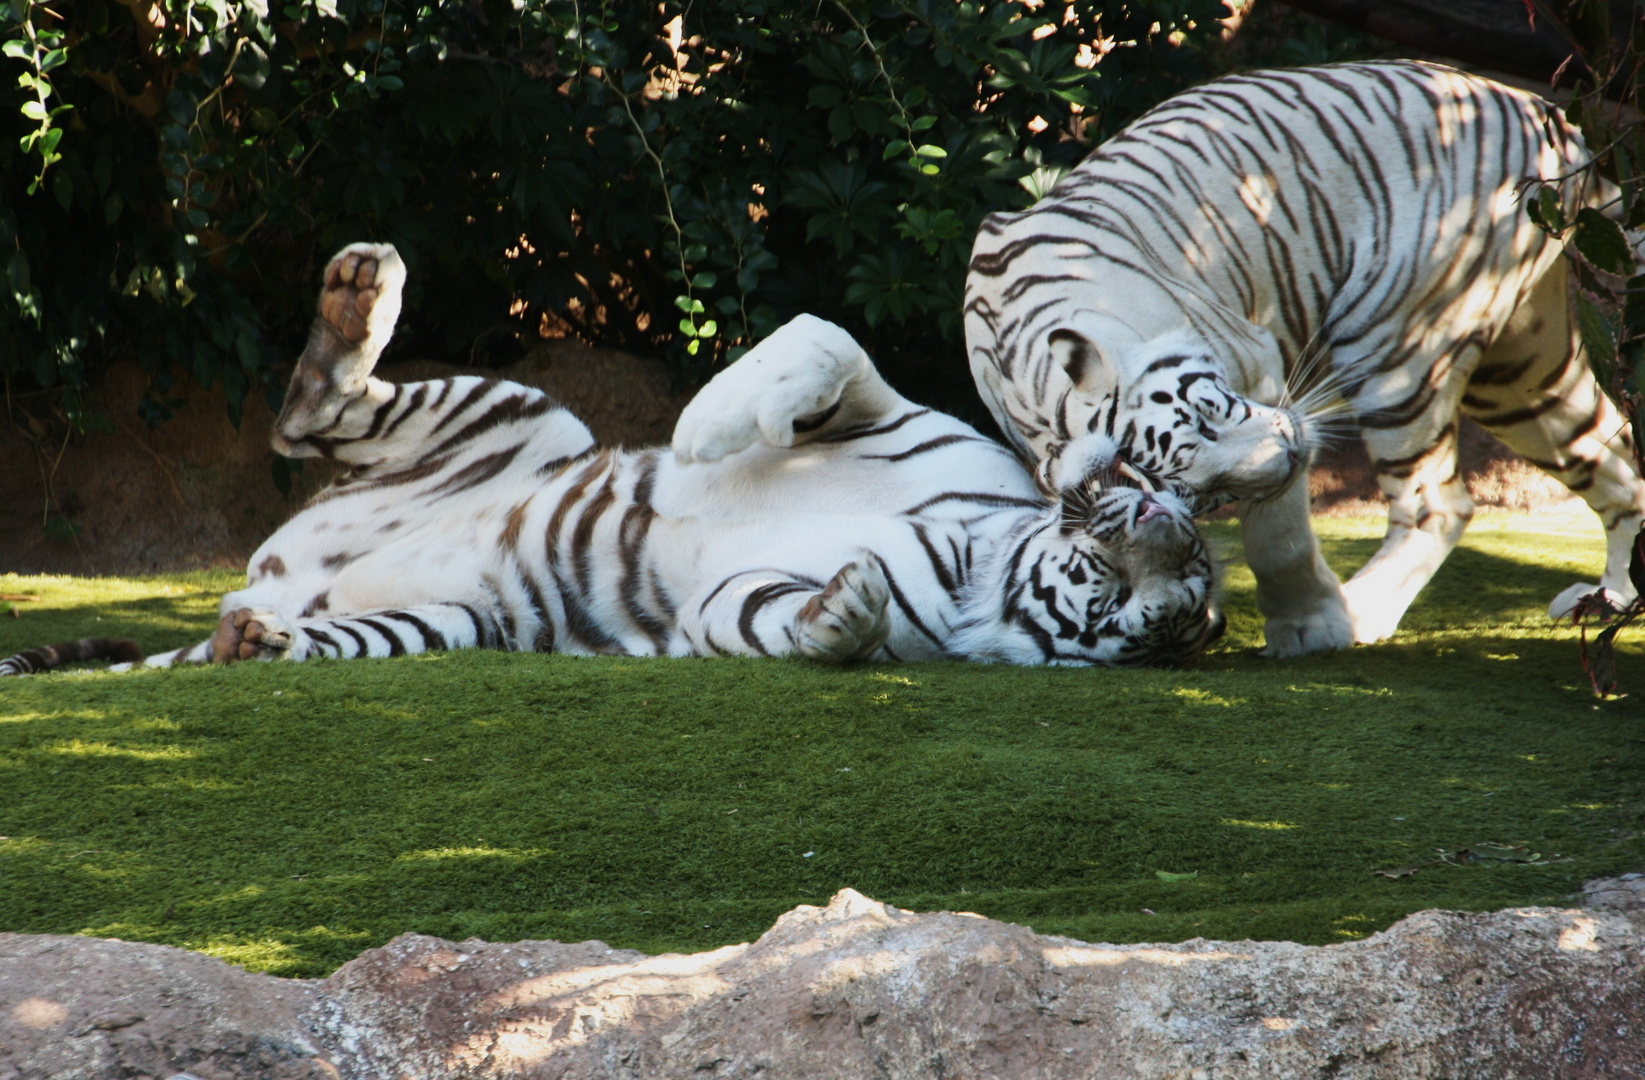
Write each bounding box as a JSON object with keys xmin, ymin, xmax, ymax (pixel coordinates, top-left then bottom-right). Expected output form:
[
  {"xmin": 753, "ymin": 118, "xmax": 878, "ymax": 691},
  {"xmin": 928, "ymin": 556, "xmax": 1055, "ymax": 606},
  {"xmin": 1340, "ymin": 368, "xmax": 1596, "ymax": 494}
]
[
  {"xmin": 674, "ymin": 558, "xmax": 892, "ymax": 661},
  {"xmin": 146, "ymin": 601, "xmax": 507, "ymax": 668},
  {"xmin": 272, "ymin": 243, "xmax": 407, "ymax": 457},
  {"xmin": 1461, "ymin": 260, "xmax": 1645, "ymax": 618},
  {"xmin": 1339, "ymin": 415, "xmax": 1477, "ymax": 644},
  {"xmin": 672, "ymin": 315, "xmax": 905, "ymax": 464}
]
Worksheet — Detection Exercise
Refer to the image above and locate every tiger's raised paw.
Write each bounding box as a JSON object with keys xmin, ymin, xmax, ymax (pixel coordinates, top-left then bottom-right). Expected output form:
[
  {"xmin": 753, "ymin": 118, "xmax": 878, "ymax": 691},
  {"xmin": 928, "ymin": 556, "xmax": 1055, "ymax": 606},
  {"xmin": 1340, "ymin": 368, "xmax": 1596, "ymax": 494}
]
[
  {"xmin": 318, "ymin": 243, "xmax": 406, "ymax": 351},
  {"xmin": 795, "ymin": 557, "xmax": 892, "ymax": 662},
  {"xmin": 210, "ymin": 608, "xmax": 297, "ymax": 664},
  {"xmin": 673, "ymin": 314, "xmax": 869, "ymax": 463}
]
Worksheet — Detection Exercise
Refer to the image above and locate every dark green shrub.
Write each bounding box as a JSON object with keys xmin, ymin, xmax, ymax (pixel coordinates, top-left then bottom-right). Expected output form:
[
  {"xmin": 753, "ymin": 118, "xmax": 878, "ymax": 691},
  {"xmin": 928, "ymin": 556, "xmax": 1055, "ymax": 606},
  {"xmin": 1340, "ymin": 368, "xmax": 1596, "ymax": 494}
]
[{"xmin": 2, "ymin": 0, "xmax": 1226, "ymax": 427}]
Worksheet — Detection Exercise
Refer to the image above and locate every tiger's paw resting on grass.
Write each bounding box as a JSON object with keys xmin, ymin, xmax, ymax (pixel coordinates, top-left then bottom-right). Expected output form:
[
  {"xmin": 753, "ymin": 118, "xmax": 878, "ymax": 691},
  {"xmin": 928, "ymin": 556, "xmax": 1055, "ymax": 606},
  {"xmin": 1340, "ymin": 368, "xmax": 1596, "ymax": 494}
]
[
  {"xmin": 1548, "ymin": 583, "xmax": 1633, "ymax": 622},
  {"xmin": 210, "ymin": 609, "xmax": 301, "ymax": 664},
  {"xmin": 794, "ymin": 558, "xmax": 892, "ymax": 663}
]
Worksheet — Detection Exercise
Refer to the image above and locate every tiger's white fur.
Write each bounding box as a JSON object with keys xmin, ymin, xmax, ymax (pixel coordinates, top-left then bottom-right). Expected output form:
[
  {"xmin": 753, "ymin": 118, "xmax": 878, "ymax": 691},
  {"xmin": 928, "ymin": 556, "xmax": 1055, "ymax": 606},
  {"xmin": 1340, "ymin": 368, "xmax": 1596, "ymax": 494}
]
[
  {"xmin": 966, "ymin": 60, "xmax": 1645, "ymax": 656},
  {"xmin": 1, "ymin": 244, "xmax": 1224, "ymax": 675}
]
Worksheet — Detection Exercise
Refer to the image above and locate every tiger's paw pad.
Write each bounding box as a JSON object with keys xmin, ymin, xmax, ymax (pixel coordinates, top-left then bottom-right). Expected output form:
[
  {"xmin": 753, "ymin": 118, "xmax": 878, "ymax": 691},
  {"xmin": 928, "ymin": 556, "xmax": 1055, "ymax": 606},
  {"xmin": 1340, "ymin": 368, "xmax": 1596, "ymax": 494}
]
[
  {"xmin": 319, "ymin": 243, "xmax": 406, "ymax": 347},
  {"xmin": 673, "ymin": 315, "xmax": 866, "ymax": 463},
  {"xmin": 796, "ymin": 558, "xmax": 892, "ymax": 663},
  {"xmin": 210, "ymin": 608, "xmax": 296, "ymax": 664},
  {"xmin": 1549, "ymin": 583, "xmax": 1630, "ymax": 621}
]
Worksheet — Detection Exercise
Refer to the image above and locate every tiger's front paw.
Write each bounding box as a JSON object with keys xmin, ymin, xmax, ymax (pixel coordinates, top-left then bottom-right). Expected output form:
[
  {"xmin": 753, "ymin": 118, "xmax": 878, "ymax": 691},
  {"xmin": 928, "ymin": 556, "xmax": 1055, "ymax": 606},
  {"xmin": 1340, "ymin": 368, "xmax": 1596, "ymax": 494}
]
[
  {"xmin": 210, "ymin": 608, "xmax": 298, "ymax": 664},
  {"xmin": 1260, "ymin": 601, "xmax": 1354, "ymax": 657},
  {"xmin": 673, "ymin": 314, "xmax": 868, "ymax": 464},
  {"xmin": 795, "ymin": 557, "xmax": 892, "ymax": 662},
  {"xmin": 319, "ymin": 243, "xmax": 406, "ymax": 351}
]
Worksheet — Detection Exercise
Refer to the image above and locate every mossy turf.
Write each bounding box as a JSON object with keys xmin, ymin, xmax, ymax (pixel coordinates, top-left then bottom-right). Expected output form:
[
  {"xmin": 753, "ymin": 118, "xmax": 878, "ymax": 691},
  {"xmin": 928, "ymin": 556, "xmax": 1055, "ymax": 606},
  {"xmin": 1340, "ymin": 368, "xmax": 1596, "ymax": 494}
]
[{"xmin": 1, "ymin": 513, "xmax": 1642, "ymax": 978}]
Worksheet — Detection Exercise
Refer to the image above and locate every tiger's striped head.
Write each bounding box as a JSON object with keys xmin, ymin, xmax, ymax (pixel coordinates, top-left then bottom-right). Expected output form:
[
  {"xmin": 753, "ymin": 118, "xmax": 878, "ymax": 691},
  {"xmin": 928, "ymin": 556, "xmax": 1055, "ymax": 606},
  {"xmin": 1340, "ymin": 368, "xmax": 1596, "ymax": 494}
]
[
  {"xmin": 1047, "ymin": 329, "xmax": 1308, "ymax": 514},
  {"xmin": 960, "ymin": 484, "xmax": 1223, "ymax": 667}
]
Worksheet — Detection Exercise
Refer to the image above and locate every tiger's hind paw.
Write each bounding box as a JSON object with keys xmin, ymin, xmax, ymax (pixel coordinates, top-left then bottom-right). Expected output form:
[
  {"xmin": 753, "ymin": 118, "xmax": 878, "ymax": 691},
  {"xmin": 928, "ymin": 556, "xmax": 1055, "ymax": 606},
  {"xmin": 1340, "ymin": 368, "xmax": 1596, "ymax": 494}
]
[
  {"xmin": 673, "ymin": 315, "xmax": 868, "ymax": 463},
  {"xmin": 210, "ymin": 608, "xmax": 298, "ymax": 664},
  {"xmin": 318, "ymin": 243, "xmax": 406, "ymax": 350},
  {"xmin": 795, "ymin": 557, "xmax": 892, "ymax": 663},
  {"xmin": 1549, "ymin": 583, "xmax": 1630, "ymax": 621}
]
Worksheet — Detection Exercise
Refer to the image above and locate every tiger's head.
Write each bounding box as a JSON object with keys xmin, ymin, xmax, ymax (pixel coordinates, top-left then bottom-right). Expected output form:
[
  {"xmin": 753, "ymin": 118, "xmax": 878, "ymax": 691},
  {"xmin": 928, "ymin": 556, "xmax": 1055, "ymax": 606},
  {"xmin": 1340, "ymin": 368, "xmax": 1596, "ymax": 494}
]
[
  {"xmin": 1045, "ymin": 328, "xmax": 1309, "ymax": 514},
  {"xmin": 959, "ymin": 483, "xmax": 1224, "ymax": 667}
]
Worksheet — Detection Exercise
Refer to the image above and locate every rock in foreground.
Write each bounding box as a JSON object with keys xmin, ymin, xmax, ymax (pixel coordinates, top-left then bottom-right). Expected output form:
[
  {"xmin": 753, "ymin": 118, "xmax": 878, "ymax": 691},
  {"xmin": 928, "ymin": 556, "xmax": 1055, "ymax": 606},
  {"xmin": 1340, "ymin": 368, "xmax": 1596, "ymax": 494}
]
[{"xmin": 3, "ymin": 881, "xmax": 1643, "ymax": 1079}]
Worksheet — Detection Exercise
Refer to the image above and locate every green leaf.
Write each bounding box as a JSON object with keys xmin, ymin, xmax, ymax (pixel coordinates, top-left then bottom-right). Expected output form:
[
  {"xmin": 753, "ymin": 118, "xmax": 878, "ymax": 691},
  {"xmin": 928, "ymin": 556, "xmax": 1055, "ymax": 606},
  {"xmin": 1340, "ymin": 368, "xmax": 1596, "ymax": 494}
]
[
  {"xmin": 919, "ymin": 163, "xmax": 939, "ymax": 176},
  {"xmin": 910, "ymin": 114, "xmax": 938, "ymax": 131},
  {"xmin": 1573, "ymin": 208, "xmax": 1633, "ymax": 276},
  {"xmin": 1577, "ymin": 293, "xmax": 1617, "ymax": 376},
  {"xmin": 882, "ymin": 139, "xmax": 908, "ymax": 160},
  {"xmin": 20, "ymin": 100, "xmax": 47, "ymax": 121},
  {"xmin": 52, "ymin": 168, "xmax": 72, "ymax": 210},
  {"xmin": 1536, "ymin": 187, "xmax": 1566, "ymax": 234},
  {"xmin": 690, "ymin": 271, "xmax": 717, "ymax": 289},
  {"xmin": 913, "ymin": 143, "xmax": 947, "ymax": 159},
  {"xmin": 673, "ymin": 295, "xmax": 695, "ymax": 314},
  {"xmin": 679, "ymin": 316, "xmax": 698, "ymax": 335},
  {"xmin": 807, "ymin": 84, "xmax": 843, "ymax": 109},
  {"xmin": 697, "ymin": 319, "xmax": 717, "ymax": 338},
  {"xmin": 39, "ymin": 48, "xmax": 67, "ymax": 72}
]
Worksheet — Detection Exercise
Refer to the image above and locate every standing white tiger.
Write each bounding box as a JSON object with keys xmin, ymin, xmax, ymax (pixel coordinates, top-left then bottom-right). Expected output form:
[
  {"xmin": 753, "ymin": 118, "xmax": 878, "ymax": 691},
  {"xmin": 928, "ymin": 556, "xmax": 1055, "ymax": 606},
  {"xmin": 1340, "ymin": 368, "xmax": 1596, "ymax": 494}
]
[
  {"xmin": 1, "ymin": 243, "xmax": 1223, "ymax": 676},
  {"xmin": 966, "ymin": 59, "xmax": 1645, "ymax": 656}
]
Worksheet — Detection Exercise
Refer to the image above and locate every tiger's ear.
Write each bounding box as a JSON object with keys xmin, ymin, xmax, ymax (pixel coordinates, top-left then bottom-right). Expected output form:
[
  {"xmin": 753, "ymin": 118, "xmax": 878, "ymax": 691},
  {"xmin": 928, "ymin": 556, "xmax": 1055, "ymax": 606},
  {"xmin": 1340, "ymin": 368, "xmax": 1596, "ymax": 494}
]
[{"xmin": 1048, "ymin": 329, "xmax": 1120, "ymax": 398}]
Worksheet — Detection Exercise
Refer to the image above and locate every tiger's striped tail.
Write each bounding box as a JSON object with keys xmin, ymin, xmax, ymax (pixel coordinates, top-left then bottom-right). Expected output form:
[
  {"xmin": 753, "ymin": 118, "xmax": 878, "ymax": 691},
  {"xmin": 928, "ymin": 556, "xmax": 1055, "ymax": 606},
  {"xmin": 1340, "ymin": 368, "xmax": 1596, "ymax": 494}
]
[{"xmin": 0, "ymin": 638, "xmax": 145, "ymax": 676}]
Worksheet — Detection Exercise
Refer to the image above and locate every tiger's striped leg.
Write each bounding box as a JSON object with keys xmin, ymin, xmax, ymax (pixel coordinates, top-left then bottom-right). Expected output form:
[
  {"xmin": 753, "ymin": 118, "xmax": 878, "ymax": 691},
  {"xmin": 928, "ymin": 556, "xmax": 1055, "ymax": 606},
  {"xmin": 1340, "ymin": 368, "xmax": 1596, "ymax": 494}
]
[
  {"xmin": 272, "ymin": 243, "xmax": 407, "ymax": 457},
  {"xmin": 136, "ymin": 601, "xmax": 505, "ymax": 668},
  {"xmin": 1462, "ymin": 262, "xmax": 1645, "ymax": 617},
  {"xmin": 672, "ymin": 315, "xmax": 904, "ymax": 464},
  {"xmin": 674, "ymin": 559, "xmax": 892, "ymax": 661},
  {"xmin": 1340, "ymin": 419, "xmax": 1475, "ymax": 643}
]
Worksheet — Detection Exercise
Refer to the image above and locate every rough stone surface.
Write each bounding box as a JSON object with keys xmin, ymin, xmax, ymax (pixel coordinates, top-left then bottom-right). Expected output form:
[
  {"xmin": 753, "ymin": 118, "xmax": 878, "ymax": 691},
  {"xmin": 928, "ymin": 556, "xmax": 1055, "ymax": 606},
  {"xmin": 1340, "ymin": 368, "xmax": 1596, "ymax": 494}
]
[
  {"xmin": 2, "ymin": 882, "xmax": 1643, "ymax": 1079},
  {"xmin": 0, "ymin": 932, "xmax": 327, "ymax": 1080}
]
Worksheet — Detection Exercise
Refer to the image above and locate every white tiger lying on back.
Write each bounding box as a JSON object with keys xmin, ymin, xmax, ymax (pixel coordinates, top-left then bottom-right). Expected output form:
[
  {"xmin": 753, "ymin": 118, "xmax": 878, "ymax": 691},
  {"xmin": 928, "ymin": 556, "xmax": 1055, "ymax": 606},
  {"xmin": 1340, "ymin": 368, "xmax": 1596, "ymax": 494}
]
[
  {"xmin": 1, "ymin": 243, "xmax": 1223, "ymax": 675},
  {"xmin": 966, "ymin": 60, "xmax": 1645, "ymax": 657}
]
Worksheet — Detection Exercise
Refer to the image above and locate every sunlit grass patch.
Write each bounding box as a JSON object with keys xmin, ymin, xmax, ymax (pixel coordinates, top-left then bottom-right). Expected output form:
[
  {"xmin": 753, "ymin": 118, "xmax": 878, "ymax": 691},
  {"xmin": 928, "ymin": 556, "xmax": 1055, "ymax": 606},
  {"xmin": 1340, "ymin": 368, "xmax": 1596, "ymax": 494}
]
[{"xmin": 0, "ymin": 515, "xmax": 1640, "ymax": 977}]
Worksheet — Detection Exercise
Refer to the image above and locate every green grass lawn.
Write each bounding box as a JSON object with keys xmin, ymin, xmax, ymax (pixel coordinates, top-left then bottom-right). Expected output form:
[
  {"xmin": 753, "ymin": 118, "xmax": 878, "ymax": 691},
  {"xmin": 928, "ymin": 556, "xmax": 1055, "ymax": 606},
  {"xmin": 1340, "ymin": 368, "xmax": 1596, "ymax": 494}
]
[{"xmin": 1, "ymin": 512, "xmax": 1641, "ymax": 978}]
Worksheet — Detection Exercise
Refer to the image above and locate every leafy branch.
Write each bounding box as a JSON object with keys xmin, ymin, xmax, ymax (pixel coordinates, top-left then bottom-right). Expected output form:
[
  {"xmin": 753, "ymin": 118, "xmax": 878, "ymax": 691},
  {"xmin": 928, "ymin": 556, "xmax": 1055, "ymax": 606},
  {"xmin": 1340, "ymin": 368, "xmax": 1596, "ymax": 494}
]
[{"xmin": 3, "ymin": 0, "xmax": 73, "ymax": 195}]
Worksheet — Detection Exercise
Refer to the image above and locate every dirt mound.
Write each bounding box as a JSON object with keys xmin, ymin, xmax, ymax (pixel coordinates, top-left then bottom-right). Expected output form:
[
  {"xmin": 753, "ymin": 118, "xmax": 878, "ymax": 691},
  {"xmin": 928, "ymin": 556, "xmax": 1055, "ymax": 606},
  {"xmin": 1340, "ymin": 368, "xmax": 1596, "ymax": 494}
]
[{"xmin": 0, "ymin": 342, "xmax": 690, "ymax": 577}]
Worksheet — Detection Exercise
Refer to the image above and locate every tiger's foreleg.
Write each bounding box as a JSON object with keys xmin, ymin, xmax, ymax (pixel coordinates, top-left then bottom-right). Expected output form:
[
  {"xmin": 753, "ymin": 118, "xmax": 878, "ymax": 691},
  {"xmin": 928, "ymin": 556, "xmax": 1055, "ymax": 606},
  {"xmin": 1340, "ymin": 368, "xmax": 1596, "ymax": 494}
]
[
  {"xmin": 1239, "ymin": 478, "xmax": 1354, "ymax": 656},
  {"xmin": 673, "ymin": 558, "xmax": 892, "ymax": 661},
  {"xmin": 672, "ymin": 315, "xmax": 905, "ymax": 464}
]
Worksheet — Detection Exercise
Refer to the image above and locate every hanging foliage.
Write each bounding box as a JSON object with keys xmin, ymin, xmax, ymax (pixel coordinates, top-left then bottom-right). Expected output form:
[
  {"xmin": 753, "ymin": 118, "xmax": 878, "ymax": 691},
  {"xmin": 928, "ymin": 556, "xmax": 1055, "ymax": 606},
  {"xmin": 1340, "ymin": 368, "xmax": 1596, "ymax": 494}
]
[{"xmin": 0, "ymin": 0, "xmax": 1227, "ymax": 427}]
